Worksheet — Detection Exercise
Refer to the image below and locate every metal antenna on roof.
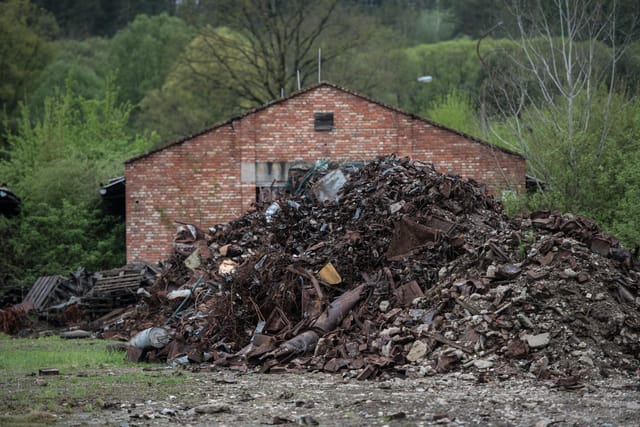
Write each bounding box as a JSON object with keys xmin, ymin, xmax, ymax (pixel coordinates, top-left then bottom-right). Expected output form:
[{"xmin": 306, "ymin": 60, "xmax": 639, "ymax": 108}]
[
  {"xmin": 318, "ymin": 48, "xmax": 321, "ymax": 83},
  {"xmin": 297, "ymin": 70, "xmax": 301, "ymax": 90}
]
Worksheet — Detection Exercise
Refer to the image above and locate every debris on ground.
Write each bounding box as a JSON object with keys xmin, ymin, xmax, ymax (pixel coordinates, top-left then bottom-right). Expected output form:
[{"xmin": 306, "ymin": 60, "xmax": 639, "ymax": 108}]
[
  {"xmin": 90, "ymin": 155, "xmax": 640, "ymax": 380},
  {"xmin": 4, "ymin": 155, "xmax": 640, "ymax": 381},
  {"xmin": 1, "ymin": 263, "xmax": 158, "ymax": 334}
]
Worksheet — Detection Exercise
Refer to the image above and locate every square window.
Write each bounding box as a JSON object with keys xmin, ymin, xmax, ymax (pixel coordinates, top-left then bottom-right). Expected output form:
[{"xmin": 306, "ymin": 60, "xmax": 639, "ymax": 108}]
[{"xmin": 314, "ymin": 112, "xmax": 334, "ymax": 131}]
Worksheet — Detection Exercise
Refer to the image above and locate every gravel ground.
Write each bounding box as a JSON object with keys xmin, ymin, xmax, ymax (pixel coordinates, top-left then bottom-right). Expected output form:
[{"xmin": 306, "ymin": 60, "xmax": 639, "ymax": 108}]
[{"xmin": 57, "ymin": 369, "xmax": 640, "ymax": 427}]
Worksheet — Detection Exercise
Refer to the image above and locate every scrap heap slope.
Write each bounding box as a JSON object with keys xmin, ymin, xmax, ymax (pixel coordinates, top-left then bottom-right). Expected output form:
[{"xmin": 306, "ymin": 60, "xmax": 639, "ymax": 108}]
[{"xmin": 108, "ymin": 155, "xmax": 639, "ymax": 380}]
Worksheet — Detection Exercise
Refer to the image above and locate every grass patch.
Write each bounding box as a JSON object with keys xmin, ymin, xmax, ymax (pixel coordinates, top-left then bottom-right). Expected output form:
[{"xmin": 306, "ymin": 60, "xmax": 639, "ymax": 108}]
[
  {"xmin": 0, "ymin": 333, "xmax": 128, "ymax": 373},
  {"xmin": 0, "ymin": 334, "xmax": 191, "ymax": 419},
  {"xmin": 0, "ymin": 410, "xmax": 58, "ymax": 426}
]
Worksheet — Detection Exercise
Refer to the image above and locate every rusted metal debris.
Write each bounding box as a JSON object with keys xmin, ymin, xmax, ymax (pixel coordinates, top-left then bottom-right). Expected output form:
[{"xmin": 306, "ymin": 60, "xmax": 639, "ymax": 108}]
[
  {"xmin": 0, "ymin": 301, "xmax": 32, "ymax": 334},
  {"xmin": 0, "ymin": 263, "xmax": 159, "ymax": 333},
  {"xmin": 10, "ymin": 155, "xmax": 640, "ymax": 380},
  {"xmin": 83, "ymin": 155, "xmax": 638, "ymax": 380}
]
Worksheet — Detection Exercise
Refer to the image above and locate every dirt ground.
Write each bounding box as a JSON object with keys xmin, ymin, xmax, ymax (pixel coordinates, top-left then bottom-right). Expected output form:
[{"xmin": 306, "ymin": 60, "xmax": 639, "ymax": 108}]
[{"xmin": 8, "ymin": 367, "xmax": 637, "ymax": 427}]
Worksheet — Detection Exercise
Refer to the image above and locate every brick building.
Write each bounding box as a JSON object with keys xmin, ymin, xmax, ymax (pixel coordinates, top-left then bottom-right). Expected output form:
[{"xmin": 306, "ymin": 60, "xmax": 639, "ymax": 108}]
[{"xmin": 125, "ymin": 83, "xmax": 525, "ymax": 263}]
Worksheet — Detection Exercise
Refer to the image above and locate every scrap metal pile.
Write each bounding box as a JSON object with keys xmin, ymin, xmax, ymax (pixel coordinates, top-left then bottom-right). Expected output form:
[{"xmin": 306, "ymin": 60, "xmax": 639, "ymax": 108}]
[
  {"xmin": 98, "ymin": 155, "xmax": 640, "ymax": 380},
  {"xmin": 0, "ymin": 264, "xmax": 157, "ymax": 334}
]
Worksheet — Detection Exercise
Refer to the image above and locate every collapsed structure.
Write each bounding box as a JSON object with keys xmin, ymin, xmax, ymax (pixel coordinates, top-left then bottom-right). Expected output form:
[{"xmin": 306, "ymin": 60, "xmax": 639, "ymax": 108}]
[{"xmin": 3, "ymin": 155, "xmax": 638, "ymax": 381}]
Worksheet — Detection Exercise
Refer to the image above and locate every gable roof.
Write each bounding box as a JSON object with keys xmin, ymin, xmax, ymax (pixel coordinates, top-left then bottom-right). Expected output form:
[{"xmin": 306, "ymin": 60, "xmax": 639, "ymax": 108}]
[{"xmin": 126, "ymin": 82, "xmax": 524, "ymax": 164}]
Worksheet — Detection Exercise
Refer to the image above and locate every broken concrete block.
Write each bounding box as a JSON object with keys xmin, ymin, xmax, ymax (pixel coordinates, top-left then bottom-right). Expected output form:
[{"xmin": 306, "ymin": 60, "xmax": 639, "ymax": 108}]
[
  {"xmin": 472, "ymin": 359, "xmax": 494, "ymax": 369},
  {"xmin": 406, "ymin": 340, "xmax": 427, "ymax": 362},
  {"xmin": 523, "ymin": 333, "xmax": 550, "ymax": 349}
]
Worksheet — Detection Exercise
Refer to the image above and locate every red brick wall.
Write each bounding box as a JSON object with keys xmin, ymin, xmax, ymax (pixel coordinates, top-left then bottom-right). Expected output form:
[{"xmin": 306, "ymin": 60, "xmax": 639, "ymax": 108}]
[
  {"xmin": 125, "ymin": 84, "xmax": 525, "ymax": 263},
  {"xmin": 125, "ymin": 126, "xmax": 242, "ymax": 263}
]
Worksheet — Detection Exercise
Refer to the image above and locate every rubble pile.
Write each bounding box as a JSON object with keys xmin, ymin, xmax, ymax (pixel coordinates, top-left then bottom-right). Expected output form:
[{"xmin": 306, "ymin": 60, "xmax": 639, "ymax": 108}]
[
  {"xmin": 0, "ymin": 302, "xmax": 31, "ymax": 335},
  {"xmin": 0, "ymin": 264, "xmax": 158, "ymax": 334},
  {"xmin": 96, "ymin": 155, "xmax": 639, "ymax": 380}
]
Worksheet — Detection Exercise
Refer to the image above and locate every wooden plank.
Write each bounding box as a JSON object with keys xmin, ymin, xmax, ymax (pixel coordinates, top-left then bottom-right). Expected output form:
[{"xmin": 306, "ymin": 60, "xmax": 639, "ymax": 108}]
[
  {"xmin": 93, "ymin": 281, "xmax": 140, "ymax": 291},
  {"xmin": 95, "ymin": 274, "xmax": 143, "ymax": 286},
  {"xmin": 93, "ymin": 273, "xmax": 144, "ymax": 293},
  {"xmin": 24, "ymin": 276, "xmax": 64, "ymax": 310}
]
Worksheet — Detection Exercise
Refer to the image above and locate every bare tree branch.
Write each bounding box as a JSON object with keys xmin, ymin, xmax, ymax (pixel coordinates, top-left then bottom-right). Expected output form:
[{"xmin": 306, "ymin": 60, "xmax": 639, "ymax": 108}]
[
  {"xmin": 179, "ymin": 0, "xmax": 342, "ymax": 106},
  {"xmin": 484, "ymin": 0, "xmax": 638, "ymax": 206}
]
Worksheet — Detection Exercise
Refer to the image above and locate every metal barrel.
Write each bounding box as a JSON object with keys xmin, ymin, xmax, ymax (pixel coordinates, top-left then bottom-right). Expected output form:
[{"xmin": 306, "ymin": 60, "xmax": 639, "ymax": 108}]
[{"xmin": 129, "ymin": 327, "xmax": 170, "ymax": 349}]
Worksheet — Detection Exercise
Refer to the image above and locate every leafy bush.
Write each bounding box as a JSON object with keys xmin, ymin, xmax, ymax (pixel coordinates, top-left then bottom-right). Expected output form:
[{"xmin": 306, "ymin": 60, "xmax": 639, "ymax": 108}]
[{"xmin": 0, "ymin": 81, "xmax": 152, "ymax": 288}]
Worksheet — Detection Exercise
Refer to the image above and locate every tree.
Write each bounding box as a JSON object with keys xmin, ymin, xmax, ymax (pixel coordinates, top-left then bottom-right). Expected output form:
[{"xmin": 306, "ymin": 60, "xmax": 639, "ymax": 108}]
[
  {"xmin": 400, "ymin": 38, "xmax": 494, "ymax": 114},
  {"xmin": 483, "ymin": 0, "xmax": 640, "ymax": 246},
  {"xmin": 32, "ymin": 0, "xmax": 101, "ymax": 37},
  {"xmin": 33, "ymin": 0, "xmax": 177, "ymax": 37},
  {"xmin": 9, "ymin": 200, "xmax": 127, "ymax": 286},
  {"xmin": 3, "ymin": 80, "xmax": 149, "ymax": 202},
  {"xmin": 0, "ymin": 81, "xmax": 154, "ymax": 286},
  {"xmin": 180, "ymin": 0, "xmax": 365, "ymax": 107},
  {"xmin": 349, "ymin": 0, "xmax": 457, "ymax": 44},
  {"xmin": 584, "ymin": 95, "xmax": 640, "ymax": 246},
  {"xmin": 137, "ymin": 0, "xmax": 386, "ymax": 142},
  {"xmin": 425, "ymin": 91, "xmax": 483, "ymax": 138},
  {"xmin": 485, "ymin": 1, "xmax": 638, "ymax": 196},
  {"xmin": 135, "ymin": 27, "xmax": 243, "ymax": 142},
  {"xmin": 25, "ymin": 37, "xmax": 110, "ymax": 120},
  {"xmin": 447, "ymin": 0, "xmax": 509, "ymax": 38},
  {"xmin": 0, "ymin": 0, "xmax": 57, "ymax": 143},
  {"xmin": 321, "ymin": 23, "xmax": 408, "ymax": 106},
  {"xmin": 108, "ymin": 13, "xmax": 194, "ymax": 108},
  {"xmin": 136, "ymin": 65, "xmax": 237, "ymax": 143}
]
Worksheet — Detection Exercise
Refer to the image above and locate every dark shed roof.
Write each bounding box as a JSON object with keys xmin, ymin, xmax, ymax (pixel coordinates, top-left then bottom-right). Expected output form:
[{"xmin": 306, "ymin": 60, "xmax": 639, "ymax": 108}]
[
  {"xmin": 0, "ymin": 185, "xmax": 21, "ymax": 217},
  {"xmin": 99, "ymin": 176, "xmax": 126, "ymax": 216}
]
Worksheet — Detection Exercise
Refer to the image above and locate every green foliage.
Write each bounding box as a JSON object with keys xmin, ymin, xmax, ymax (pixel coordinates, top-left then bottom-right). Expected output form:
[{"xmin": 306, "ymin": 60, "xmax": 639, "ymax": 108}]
[
  {"xmin": 0, "ymin": 82, "xmax": 153, "ymax": 287},
  {"xmin": 500, "ymin": 188, "xmax": 561, "ymax": 219},
  {"xmin": 609, "ymin": 159, "xmax": 640, "ymax": 246},
  {"xmin": 481, "ymin": 1, "xmax": 640, "ymax": 248},
  {"xmin": 358, "ymin": 0, "xmax": 457, "ymax": 44},
  {"xmin": 3, "ymin": 80, "xmax": 149, "ymax": 201},
  {"xmin": 492, "ymin": 92, "xmax": 640, "ymax": 248},
  {"xmin": 619, "ymin": 41, "xmax": 640, "ymax": 94},
  {"xmin": 325, "ymin": 24, "xmax": 409, "ymax": 106},
  {"xmin": 413, "ymin": 8, "xmax": 457, "ymax": 43},
  {"xmin": 109, "ymin": 13, "xmax": 194, "ymax": 108},
  {"xmin": 10, "ymin": 201, "xmax": 126, "ymax": 285},
  {"xmin": 136, "ymin": 26, "xmax": 246, "ymax": 142},
  {"xmin": 424, "ymin": 91, "xmax": 483, "ymax": 138},
  {"xmin": 400, "ymin": 38, "xmax": 505, "ymax": 113},
  {"xmin": 587, "ymin": 97, "xmax": 640, "ymax": 247},
  {"xmin": 447, "ymin": 0, "xmax": 508, "ymax": 38},
  {"xmin": 0, "ymin": 0, "xmax": 58, "ymax": 142},
  {"xmin": 33, "ymin": 0, "xmax": 177, "ymax": 38},
  {"xmin": 26, "ymin": 38, "xmax": 110, "ymax": 118}
]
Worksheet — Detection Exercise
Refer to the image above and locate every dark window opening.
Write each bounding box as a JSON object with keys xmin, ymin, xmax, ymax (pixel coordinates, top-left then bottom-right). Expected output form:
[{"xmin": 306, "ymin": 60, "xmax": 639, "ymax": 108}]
[{"xmin": 314, "ymin": 112, "xmax": 334, "ymax": 131}]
